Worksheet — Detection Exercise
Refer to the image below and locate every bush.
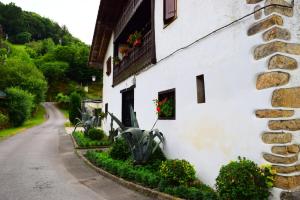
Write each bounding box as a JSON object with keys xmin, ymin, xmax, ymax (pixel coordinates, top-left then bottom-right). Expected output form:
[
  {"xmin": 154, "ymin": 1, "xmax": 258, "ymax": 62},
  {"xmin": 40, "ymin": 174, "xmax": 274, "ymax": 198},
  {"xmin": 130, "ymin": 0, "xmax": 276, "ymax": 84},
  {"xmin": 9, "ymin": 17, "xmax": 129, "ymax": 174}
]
[
  {"xmin": 216, "ymin": 157, "xmax": 272, "ymax": 200},
  {"xmin": 86, "ymin": 128, "xmax": 105, "ymax": 141},
  {"xmin": 5, "ymin": 87, "xmax": 34, "ymax": 127},
  {"xmin": 15, "ymin": 32, "xmax": 32, "ymax": 44},
  {"xmin": 0, "ymin": 56, "xmax": 47, "ymax": 104},
  {"xmin": 0, "ymin": 112, "xmax": 8, "ymax": 129},
  {"xmin": 55, "ymin": 92, "xmax": 69, "ymax": 108},
  {"xmin": 162, "ymin": 185, "xmax": 218, "ymax": 200},
  {"xmin": 85, "ymin": 150, "xmax": 217, "ymax": 199},
  {"xmin": 109, "ymin": 138, "xmax": 131, "ymax": 161},
  {"xmin": 85, "ymin": 150, "xmax": 160, "ymax": 188},
  {"xmin": 72, "ymin": 131, "xmax": 110, "ymax": 148},
  {"xmin": 144, "ymin": 146, "xmax": 166, "ymax": 172},
  {"xmin": 160, "ymin": 159, "xmax": 196, "ymax": 186},
  {"xmin": 69, "ymin": 92, "xmax": 81, "ymax": 125}
]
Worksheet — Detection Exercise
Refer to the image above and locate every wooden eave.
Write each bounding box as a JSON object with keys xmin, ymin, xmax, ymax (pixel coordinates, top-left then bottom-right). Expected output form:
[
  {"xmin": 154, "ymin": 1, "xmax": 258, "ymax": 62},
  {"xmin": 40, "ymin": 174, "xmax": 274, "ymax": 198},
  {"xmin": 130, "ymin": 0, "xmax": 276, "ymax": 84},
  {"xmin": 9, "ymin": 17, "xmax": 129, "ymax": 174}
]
[{"xmin": 88, "ymin": 0, "xmax": 128, "ymax": 68}]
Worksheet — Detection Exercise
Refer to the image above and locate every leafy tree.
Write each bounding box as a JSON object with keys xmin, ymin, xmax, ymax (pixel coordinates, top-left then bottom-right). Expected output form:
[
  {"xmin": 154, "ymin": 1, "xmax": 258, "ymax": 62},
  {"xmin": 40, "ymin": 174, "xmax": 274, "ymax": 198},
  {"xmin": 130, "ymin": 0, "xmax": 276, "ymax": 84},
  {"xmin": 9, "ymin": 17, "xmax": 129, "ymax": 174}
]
[
  {"xmin": 5, "ymin": 87, "xmax": 34, "ymax": 127},
  {"xmin": 15, "ymin": 32, "xmax": 31, "ymax": 44},
  {"xmin": 0, "ymin": 45, "xmax": 47, "ymax": 104},
  {"xmin": 0, "ymin": 2, "xmax": 78, "ymax": 44},
  {"xmin": 39, "ymin": 61, "xmax": 69, "ymax": 82},
  {"xmin": 69, "ymin": 92, "xmax": 81, "ymax": 125}
]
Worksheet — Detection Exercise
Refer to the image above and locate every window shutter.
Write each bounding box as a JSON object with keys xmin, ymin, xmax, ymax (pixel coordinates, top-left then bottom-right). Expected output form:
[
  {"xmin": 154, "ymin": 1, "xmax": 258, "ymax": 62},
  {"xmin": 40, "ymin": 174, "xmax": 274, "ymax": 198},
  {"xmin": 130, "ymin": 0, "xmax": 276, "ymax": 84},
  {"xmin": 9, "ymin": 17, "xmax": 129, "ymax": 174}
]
[
  {"xmin": 165, "ymin": 0, "xmax": 176, "ymax": 20},
  {"xmin": 106, "ymin": 57, "xmax": 111, "ymax": 76}
]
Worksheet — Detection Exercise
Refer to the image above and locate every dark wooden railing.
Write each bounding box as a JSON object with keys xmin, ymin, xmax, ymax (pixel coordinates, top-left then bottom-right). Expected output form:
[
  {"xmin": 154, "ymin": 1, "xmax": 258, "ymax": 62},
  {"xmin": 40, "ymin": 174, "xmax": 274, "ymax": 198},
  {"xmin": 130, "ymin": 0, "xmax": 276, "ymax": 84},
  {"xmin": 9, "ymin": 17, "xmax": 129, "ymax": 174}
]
[
  {"xmin": 113, "ymin": 31, "xmax": 153, "ymax": 85},
  {"xmin": 114, "ymin": 0, "xmax": 144, "ymax": 39}
]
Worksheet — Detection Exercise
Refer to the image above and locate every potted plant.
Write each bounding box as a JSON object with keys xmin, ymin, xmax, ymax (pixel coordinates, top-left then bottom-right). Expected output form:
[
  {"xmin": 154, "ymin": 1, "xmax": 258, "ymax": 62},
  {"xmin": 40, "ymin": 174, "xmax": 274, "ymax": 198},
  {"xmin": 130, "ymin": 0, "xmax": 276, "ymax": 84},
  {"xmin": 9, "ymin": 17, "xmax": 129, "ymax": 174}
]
[
  {"xmin": 127, "ymin": 31, "xmax": 142, "ymax": 47},
  {"xmin": 118, "ymin": 44, "xmax": 129, "ymax": 59}
]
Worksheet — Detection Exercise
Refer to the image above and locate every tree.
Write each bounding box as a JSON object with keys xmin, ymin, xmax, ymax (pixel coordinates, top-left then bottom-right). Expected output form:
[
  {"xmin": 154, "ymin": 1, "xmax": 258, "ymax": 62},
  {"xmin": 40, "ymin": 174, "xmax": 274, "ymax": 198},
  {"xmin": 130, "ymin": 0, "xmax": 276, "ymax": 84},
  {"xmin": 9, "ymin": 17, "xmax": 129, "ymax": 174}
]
[
  {"xmin": 0, "ymin": 46, "xmax": 47, "ymax": 105},
  {"xmin": 69, "ymin": 92, "xmax": 81, "ymax": 125},
  {"xmin": 39, "ymin": 61, "xmax": 69, "ymax": 82},
  {"xmin": 15, "ymin": 32, "xmax": 32, "ymax": 44}
]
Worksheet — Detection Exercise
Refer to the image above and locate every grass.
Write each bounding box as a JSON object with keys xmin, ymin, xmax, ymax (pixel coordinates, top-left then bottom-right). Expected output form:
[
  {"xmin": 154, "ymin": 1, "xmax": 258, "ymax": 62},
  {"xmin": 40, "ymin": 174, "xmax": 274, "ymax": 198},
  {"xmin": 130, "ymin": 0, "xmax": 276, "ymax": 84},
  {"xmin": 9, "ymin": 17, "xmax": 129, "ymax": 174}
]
[{"xmin": 0, "ymin": 105, "xmax": 46, "ymax": 140}]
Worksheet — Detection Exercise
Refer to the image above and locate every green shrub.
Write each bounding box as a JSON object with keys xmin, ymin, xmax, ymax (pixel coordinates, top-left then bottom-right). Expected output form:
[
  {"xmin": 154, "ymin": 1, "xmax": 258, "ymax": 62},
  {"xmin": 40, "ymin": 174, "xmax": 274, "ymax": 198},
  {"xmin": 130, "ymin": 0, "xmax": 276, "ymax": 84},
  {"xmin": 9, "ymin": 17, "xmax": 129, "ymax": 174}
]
[
  {"xmin": 86, "ymin": 128, "xmax": 105, "ymax": 141},
  {"xmin": 5, "ymin": 87, "xmax": 34, "ymax": 127},
  {"xmin": 216, "ymin": 157, "xmax": 272, "ymax": 200},
  {"xmin": 144, "ymin": 146, "xmax": 166, "ymax": 172},
  {"xmin": 0, "ymin": 112, "xmax": 8, "ymax": 128},
  {"xmin": 160, "ymin": 159, "xmax": 196, "ymax": 186},
  {"xmin": 109, "ymin": 138, "xmax": 131, "ymax": 161},
  {"xmin": 85, "ymin": 150, "xmax": 217, "ymax": 199},
  {"xmin": 72, "ymin": 131, "xmax": 110, "ymax": 148},
  {"xmin": 85, "ymin": 150, "xmax": 160, "ymax": 188},
  {"xmin": 69, "ymin": 92, "xmax": 81, "ymax": 125},
  {"xmin": 56, "ymin": 93, "xmax": 70, "ymax": 104},
  {"xmin": 15, "ymin": 32, "xmax": 32, "ymax": 44},
  {"xmin": 161, "ymin": 185, "xmax": 218, "ymax": 200}
]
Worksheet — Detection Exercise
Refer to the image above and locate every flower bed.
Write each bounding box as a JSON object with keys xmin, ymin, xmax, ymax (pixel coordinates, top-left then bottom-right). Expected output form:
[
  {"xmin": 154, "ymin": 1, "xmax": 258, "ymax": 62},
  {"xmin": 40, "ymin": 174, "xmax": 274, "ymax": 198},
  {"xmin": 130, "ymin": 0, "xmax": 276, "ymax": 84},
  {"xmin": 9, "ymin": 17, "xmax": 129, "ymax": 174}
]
[
  {"xmin": 72, "ymin": 131, "xmax": 111, "ymax": 148},
  {"xmin": 85, "ymin": 150, "xmax": 218, "ymax": 200}
]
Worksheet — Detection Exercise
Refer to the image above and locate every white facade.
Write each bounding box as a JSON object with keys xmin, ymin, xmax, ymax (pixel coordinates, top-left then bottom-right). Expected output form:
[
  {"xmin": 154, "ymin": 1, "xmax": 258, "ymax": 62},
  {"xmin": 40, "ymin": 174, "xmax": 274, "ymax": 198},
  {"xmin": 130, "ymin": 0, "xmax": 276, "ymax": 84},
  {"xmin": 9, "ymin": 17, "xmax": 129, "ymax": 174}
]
[{"xmin": 99, "ymin": 0, "xmax": 300, "ymax": 198}]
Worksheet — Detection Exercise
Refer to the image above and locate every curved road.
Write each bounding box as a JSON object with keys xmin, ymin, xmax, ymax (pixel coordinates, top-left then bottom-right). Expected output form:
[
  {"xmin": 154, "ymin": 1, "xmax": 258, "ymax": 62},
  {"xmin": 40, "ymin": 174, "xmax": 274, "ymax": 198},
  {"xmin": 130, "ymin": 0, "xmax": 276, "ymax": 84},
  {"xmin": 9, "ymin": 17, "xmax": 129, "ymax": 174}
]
[{"xmin": 0, "ymin": 103, "xmax": 152, "ymax": 200}]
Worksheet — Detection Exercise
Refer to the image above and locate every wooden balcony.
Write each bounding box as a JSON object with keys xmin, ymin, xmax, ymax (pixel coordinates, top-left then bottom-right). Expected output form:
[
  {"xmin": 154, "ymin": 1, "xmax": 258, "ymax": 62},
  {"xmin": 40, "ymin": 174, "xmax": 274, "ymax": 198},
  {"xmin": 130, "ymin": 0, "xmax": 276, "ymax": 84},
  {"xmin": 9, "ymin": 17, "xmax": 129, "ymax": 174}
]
[
  {"xmin": 113, "ymin": 31, "xmax": 153, "ymax": 86},
  {"xmin": 114, "ymin": 0, "xmax": 144, "ymax": 39}
]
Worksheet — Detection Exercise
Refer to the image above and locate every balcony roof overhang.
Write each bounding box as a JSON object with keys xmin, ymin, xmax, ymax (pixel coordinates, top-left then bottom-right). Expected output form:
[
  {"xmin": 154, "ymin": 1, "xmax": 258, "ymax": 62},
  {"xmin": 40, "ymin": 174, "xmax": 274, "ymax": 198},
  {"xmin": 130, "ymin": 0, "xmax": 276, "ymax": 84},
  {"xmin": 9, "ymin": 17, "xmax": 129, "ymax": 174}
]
[{"xmin": 88, "ymin": 0, "xmax": 128, "ymax": 68}]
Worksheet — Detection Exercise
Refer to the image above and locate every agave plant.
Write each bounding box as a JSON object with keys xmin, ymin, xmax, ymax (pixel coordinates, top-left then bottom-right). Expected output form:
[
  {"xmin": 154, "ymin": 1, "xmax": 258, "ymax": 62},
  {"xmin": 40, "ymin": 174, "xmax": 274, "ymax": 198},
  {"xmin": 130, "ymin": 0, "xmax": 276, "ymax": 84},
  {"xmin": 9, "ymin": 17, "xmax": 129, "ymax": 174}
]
[
  {"xmin": 108, "ymin": 107, "xmax": 165, "ymax": 164},
  {"xmin": 73, "ymin": 109, "xmax": 99, "ymax": 135}
]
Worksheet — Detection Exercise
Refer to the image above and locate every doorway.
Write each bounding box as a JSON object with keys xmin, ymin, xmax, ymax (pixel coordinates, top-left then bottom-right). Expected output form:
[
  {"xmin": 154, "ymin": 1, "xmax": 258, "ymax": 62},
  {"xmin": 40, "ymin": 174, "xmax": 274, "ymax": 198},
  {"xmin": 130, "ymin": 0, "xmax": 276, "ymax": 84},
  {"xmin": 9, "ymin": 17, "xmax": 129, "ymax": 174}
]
[{"xmin": 121, "ymin": 88, "xmax": 134, "ymax": 127}]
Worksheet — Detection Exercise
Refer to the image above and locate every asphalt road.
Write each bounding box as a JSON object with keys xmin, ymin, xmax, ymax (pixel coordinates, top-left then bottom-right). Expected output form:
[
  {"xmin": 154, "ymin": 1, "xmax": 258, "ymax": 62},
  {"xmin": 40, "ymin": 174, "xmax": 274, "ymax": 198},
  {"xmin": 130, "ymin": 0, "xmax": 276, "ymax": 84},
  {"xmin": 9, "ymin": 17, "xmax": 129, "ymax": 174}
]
[{"xmin": 0, "ymin": 103, "xmax": 152, "ymax": 200}]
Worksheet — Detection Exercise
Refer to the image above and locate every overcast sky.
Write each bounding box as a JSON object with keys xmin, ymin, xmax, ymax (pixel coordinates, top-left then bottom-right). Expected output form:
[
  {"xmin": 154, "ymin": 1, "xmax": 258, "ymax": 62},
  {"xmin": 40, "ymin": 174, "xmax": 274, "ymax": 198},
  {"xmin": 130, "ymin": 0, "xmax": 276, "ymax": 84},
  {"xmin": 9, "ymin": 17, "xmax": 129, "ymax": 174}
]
[{"xmin": 0, "ymin": 0, "xmax": 100, "ymax": 44}]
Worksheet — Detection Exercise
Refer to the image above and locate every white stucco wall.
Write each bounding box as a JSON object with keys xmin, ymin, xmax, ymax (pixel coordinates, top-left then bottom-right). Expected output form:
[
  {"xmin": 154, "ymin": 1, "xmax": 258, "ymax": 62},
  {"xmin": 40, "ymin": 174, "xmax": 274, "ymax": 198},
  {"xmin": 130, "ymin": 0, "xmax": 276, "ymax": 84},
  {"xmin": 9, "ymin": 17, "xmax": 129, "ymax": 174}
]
[{"xmin": 100, "ymin": 1, "xmax": 300, "ymax": 199}]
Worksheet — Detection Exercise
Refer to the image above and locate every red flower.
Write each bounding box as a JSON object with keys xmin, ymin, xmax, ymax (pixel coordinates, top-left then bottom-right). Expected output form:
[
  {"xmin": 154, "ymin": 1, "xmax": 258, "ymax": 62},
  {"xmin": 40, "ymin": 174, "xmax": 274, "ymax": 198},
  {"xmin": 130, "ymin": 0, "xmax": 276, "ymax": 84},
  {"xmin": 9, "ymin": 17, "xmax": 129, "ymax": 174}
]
[{"xmin": 156, "ymin": 107, "xmax": 161, "ymax": 113}]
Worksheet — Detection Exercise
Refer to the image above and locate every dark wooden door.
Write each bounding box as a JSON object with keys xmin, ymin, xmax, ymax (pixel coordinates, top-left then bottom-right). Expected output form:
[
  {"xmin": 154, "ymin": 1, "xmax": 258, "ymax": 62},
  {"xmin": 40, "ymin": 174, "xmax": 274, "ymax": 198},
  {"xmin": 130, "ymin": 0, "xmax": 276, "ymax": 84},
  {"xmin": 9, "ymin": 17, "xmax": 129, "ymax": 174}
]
[{"xmin": 122, "ymin": 89, "xmax": 134, "ymax": 127}]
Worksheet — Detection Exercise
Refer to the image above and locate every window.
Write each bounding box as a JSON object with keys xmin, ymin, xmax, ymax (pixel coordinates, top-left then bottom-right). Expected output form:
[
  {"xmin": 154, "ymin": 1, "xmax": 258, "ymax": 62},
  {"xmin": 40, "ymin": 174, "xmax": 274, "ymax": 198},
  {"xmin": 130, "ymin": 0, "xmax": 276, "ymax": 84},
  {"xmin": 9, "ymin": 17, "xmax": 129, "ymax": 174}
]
[
  {"xmin": 106, "ymin": 57, "xmax": 111, "ymax": 76},
  {"xmin": 105, "ymin": 103, "xmax": 108, "ymax": 114},
  {"xmin": 196, "ymin": 75, "xmax": 206, "ymax": 103},
  {"xmin": 157, "ymin": 89, "xmax": 176, "ymax": 120},
  {"xmin": 164, "ymin": 0, "xmax": 177, "ymax": 25}
]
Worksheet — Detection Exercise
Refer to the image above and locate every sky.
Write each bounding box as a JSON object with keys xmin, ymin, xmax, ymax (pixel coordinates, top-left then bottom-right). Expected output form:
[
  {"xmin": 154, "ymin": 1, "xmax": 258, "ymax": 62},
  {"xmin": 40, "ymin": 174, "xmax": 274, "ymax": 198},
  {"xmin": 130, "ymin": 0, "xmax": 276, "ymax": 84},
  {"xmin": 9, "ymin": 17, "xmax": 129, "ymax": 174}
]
[{"xmin": 0, "ymin": 0, "xmax": 100, "ymax": 44}]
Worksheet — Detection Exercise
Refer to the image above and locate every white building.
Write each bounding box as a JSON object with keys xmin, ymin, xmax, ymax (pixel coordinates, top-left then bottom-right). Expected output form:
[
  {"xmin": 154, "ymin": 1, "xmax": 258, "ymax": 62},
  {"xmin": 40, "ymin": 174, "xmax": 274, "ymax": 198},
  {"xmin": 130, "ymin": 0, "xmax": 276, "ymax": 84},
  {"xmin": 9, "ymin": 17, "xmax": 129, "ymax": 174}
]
[{"xmin": 89, "ymin": 0, "xmax": 300, "ymax": 198}]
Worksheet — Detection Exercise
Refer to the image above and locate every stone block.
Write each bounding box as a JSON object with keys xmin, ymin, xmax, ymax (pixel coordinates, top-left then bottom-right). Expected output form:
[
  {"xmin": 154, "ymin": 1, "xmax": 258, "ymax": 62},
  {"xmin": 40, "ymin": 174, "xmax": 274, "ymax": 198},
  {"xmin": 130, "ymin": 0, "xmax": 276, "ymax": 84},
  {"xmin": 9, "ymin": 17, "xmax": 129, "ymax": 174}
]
[
  {"xmin": 254, "ymin": 5, "xmax": 262, "ymax": 20},
  {"xmin": 269, "ymin": 119, "xmax": 300, "ymax": 131},
  {"xmin": 269, "ymin": 54, "xmax": 298, "ymax": 70},
  {"xmin": 281, "ymin": 191, "xmax": 300, "ymax": 200},
  {"xmin": 256, "ymin": 71, "xmax": 289, "ymax": 90},
  {"xmin": 275, "ymin": 175, "xmax": 300, "ymax": 190},
  {"xmin": 272, "ymin": 88, "xmax": 300, "ymax": 108},
  {"xmin": 256, "ymin": 109, "xmax": 294, "ymax": 118},
  {"xmin": 265, "ymin": 0, "xmax": 294, "ymax": 17},
  {"xmin": 254, "ymin": 41, "xmax": 300, "ymax": 60},
  {"xmin": 263, "ymin": 27, "xmax": 291, "ymax": 41},
  {"xmin": 272, "ymin": 145, "xmax": 300, "ymax": 155},
  {"xmin": 273, "ymin": 164, "xmax": 300, "ymax": 174},
  {"xmin": 246, "ymin": 0, "xmax": 263, "ymax": 3},
  {"xmin": 263, "ymin": 153, "xmax": 298, "ymax": 164},
  {"xmin": 262, "ymin": 132, "xmax": 292, "ymax": 144},
  {"xmin": 248, "ymin": 14, "xmax": 283, "ymax": 36}
]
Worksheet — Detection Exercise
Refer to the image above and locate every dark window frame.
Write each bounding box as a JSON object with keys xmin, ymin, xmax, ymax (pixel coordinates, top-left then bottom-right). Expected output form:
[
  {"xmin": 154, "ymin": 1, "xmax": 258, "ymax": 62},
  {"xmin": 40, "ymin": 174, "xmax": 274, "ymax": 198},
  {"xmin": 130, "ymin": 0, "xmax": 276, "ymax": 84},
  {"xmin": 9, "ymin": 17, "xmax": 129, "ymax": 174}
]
[
  {"xmin": 106, "ymin": 57, "xmax": 112, "ymax": 76},
  {"xmin": 196, "ymin": 75, "xmax": 206, "ymax": 104},
  {"xmin": 163, "ymin": 0, "xmax": 177, "ymax": 26},
  {"xmin": 158, "ymin": 88, "xmax": 176, "ymax": 120},
  {"xmin": 105, "ymin": 103, "xmax": 108, "ymax": 114}
]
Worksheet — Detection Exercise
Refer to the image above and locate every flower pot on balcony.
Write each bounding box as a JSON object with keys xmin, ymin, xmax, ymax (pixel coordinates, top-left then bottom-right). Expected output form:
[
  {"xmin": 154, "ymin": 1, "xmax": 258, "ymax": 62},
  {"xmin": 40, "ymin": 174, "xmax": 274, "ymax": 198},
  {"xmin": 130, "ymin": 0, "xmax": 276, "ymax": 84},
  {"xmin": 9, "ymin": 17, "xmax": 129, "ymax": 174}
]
[
  {"xmin": 133, "ymin": 38, "xmax": 142, "ymax": 47},
  {"xmin": 119, "ymin": 44, "xmax": 129, "ymax": 60}
]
